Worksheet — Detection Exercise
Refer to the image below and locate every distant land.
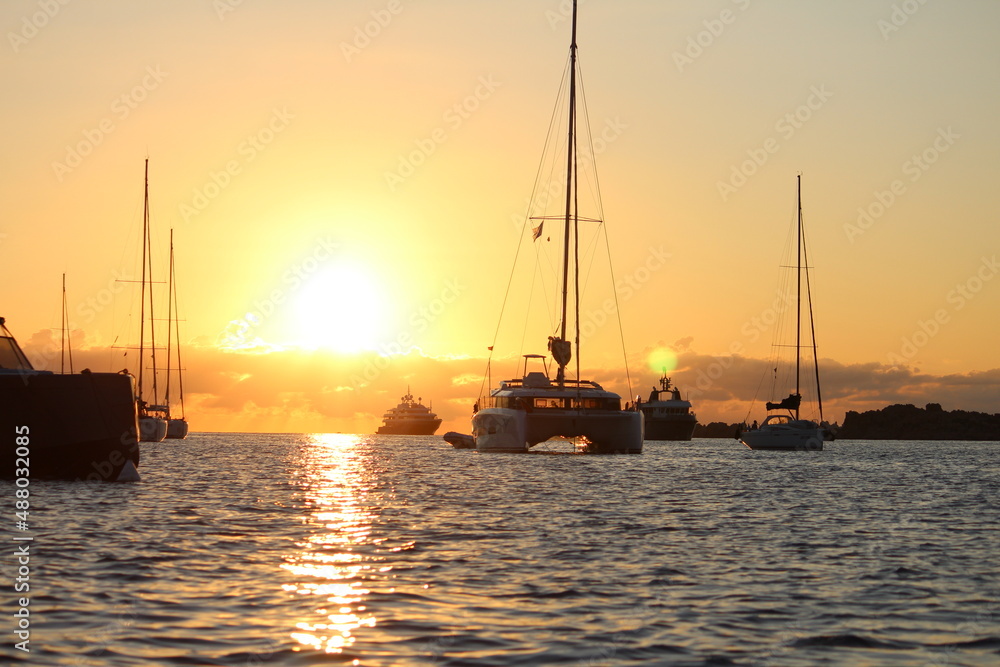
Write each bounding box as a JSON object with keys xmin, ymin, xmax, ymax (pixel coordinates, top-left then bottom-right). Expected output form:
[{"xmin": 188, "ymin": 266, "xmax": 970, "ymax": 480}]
[
  {"xmin": 693, "ymin": 404, "xmax": 1000, "ymax": 441},
  {"xmin": 837, "ymin": 404, "xmax": 1000, "ymax": 441}
]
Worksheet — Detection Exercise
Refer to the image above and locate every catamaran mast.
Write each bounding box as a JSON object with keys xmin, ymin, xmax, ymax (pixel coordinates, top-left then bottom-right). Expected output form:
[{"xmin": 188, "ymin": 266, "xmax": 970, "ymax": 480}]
[
  {"xmin": 795, "ymin": 174, "xmax": 802, "ymax": 420},
  {"xmin": 556, "ymin": 0, "xmax": 579, "ymax": 387}
]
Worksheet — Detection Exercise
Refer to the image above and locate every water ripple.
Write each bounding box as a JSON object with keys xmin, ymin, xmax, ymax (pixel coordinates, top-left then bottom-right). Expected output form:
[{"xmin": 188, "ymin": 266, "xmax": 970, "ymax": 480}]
[{"xmin": 3, "ymin": 436, "xmax": 999, "ymax": 665}]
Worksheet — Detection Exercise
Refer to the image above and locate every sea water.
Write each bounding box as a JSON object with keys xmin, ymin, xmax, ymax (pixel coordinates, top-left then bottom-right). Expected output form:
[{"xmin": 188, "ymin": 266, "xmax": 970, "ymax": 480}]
[{"xmin": 4, "ymin": 434, "xmax": 999, "ymax": 666}]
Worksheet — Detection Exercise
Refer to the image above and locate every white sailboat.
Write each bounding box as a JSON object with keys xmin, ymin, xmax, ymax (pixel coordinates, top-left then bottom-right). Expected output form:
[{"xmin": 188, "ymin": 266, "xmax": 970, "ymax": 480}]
[
  {"xmin": 739, "ymin": 175, "xmax": 833, "ymax": 451},
  {"xmin": 164, "ymin": 228, "xmax": 189, "ymax": 439},
  {"xmin": 135, "ymin": 159, "xmax": 167, "ymax": 443},
  {"xmin": 468, "ymin": 0, "xmax": 643, "ymax": 454}
]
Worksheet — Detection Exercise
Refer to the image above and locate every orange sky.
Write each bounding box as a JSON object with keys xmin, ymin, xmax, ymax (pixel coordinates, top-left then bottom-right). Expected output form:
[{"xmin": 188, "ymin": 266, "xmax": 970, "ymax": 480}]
[{"xmin": 3, "ymin": 1, "xmax": 999, "ymax": 434}]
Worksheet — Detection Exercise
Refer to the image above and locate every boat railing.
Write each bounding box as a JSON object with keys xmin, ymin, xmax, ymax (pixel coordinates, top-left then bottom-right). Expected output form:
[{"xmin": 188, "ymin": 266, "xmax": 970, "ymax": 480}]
[
  {"xmin": 499, "ymin": 377, "xmax": 605, "ymax": 390},
  {"xmin": 478, "ymin": 394, "xmax": 623, "ymax": 412}
]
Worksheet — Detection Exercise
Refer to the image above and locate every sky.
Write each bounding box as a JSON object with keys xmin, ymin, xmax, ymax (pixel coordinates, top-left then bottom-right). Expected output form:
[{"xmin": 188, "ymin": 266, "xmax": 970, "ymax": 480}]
[{"xmin": 2, "ymin": 0, "xmax": 998, "ymax": 435}]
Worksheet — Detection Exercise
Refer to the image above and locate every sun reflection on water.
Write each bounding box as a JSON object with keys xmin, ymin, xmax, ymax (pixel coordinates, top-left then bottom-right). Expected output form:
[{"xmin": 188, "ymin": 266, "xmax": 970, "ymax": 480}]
[{"xmin": 283, "ymin": 433, "xmax": 380, "ymax": 654}]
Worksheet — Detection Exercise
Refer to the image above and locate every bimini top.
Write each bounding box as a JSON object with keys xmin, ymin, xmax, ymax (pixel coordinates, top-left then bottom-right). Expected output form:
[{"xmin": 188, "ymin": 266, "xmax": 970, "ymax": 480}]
[{"xmin": 487, "ymin": 355, "xmax": 624, "ymax": 411}]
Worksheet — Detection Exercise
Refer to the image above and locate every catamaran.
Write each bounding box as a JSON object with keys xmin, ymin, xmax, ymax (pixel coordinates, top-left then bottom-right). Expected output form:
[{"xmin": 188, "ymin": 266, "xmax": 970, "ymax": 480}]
[{"xmin": 466, "ymin": 0, "xmax": 643, "ymax": 454}]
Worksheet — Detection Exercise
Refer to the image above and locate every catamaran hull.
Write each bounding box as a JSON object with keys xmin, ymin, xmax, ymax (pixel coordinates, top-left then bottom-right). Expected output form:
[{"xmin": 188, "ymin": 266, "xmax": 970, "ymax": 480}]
[
  {"xmin": 1, "ymin": 371, "xmax": 140, "ymax": 481},
  {"xmin": 740, "ymin": 424, "xmax": 830, "ymax": 451},
  {"xmin": 473, "ymin": 408, "xmax": 644, "ymax": 454},
  {"xmin": 472, "ymin": 409, "xmax": 529, "ymax": 452}
]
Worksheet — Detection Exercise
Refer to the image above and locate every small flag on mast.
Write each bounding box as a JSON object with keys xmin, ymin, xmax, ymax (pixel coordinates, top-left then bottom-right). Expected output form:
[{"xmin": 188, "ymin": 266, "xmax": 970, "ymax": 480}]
[{"xmin": 532, "ymin": 222, "xmax": 543, "ymax": 240}]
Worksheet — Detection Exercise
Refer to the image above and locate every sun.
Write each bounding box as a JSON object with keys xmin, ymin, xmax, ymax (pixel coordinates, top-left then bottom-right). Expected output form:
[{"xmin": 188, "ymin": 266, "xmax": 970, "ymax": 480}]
[
  {"xmin": 647, "ymin": 347, "xmax": 678, "ymax": 374},
  {"xmin": 291, "ymin": 262, "xmax": 384, "ymax": 352}
]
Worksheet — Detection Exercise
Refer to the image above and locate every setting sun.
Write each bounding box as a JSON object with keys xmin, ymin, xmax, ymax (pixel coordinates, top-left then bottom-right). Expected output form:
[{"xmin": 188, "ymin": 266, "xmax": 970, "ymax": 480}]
[{"xmin": 291, "ymin": 263, "xmax": 384, "ymax": 352}]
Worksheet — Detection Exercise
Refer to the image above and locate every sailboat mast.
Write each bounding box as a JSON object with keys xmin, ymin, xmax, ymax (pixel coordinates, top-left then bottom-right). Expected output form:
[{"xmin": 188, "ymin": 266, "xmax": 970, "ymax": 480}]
[
  {"xmin": 794, "ymin": 174, "xmax": 802, "ymax": 420},
  {"xmin": 166, "ymin": 228, "xmax": 174, "ymax": 409},
  {"xmin": 138, "ymin": 159, "xmax": 149, "ymax": 400},
  {"xmin": 146, "ymin": 162, "xmax": 160, "ymax": 406},
  {"xmin": 557, "ymin": 0, "xmax": 579, "ymax": 385},
  {"xmin": 172, "ymin": 231, "xmax": 186, "ymax": 419},
  {"xmin": 61, "ymin": 273, "xmax": 74, "ymax": 374},
  {"xmin": 801, "ymin": 181, "xmax": 825, "ymax": 424}
]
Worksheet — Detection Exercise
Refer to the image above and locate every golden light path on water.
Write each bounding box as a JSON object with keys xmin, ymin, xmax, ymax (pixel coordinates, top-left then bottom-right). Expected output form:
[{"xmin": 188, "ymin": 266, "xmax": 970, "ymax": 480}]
[{"xmin": 282, "ymin": 433, "xmax": 380, "ymax": 655}]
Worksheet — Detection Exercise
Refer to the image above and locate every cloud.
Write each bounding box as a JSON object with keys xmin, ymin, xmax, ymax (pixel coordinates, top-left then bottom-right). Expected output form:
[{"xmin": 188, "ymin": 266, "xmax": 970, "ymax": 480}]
[
  {"xmin": 17, "ymin": 331, "xmax": 999, "ymax": 434},
  {"xmin": 661, "ymin": 352, "xmax": 1000, "ymax": 425}
]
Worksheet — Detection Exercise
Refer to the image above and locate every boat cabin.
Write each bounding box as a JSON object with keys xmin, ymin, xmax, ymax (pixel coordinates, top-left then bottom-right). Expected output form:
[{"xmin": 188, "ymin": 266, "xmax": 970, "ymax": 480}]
[{"xmin": 484, "ymin": 354, "xmax": 624, "ymax": 412}]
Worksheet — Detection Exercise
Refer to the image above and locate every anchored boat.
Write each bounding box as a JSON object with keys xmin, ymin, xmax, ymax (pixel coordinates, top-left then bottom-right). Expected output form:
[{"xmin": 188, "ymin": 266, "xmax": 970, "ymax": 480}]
[
  {"xmin": 1, "ymin": 317, "xmax": 140, "ymax": 481},
  {"xmin": 739, "ymin": 175, "xmax": 833, "ymax": 451},
  {"xmin": 376, "ymin": 389, "xmax": 442, "ymax": 435},
  {"xmin": 639, "ymin": 372, "xmax": 697, "ymax": 441},
  {"xmin": 465, "ymin": 0, "xmax": 643, "ymax": 454}
]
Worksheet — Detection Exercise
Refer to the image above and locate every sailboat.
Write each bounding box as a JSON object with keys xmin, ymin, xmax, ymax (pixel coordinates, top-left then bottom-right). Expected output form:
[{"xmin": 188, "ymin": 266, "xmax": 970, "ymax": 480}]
[
  {"xmin": 739, "ymin": 175, "xmax": 833, "ymax": 451},
  {"xmin": 467, "ymin": 0, "xmax": 643, "ymax": 454},
  {"xmin": 135, "ymin": 159, "xmax": 167, "ymax": 443},
  {"xmin": 164, "ymin": 228, "xmax": 189, "ymax": 439}
]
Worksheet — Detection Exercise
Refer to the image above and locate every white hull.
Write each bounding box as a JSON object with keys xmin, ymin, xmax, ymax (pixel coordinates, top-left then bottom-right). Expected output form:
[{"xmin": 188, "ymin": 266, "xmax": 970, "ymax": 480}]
[
  {"xmin": 473, "ymin": 407, "xmax": 643, "ymax": 454},
  {"xmin": 140, "ymin": 416, "xmax": 168, "ymax": 443},
  {"xmin": 166, "ymin": 418, "xmax": 189, "ymax": 439},
  {"xmin": 473, "ymin": 409, "xmax": 528, "ymax": 452},
  {"xmin": 740, "ymin": 419, "xmax": 830, "ymax": 451}
]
